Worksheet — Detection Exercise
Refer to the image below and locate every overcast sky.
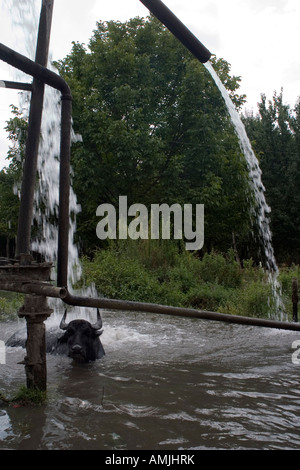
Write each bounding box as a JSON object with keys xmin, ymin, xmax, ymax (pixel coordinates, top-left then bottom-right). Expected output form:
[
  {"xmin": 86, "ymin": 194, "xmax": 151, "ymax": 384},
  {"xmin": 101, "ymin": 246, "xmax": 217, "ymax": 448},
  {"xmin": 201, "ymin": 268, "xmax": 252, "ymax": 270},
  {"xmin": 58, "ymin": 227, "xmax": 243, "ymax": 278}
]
[{"xmin": 0, "ymin": 0, "xmax": 299, "ymax": 169}]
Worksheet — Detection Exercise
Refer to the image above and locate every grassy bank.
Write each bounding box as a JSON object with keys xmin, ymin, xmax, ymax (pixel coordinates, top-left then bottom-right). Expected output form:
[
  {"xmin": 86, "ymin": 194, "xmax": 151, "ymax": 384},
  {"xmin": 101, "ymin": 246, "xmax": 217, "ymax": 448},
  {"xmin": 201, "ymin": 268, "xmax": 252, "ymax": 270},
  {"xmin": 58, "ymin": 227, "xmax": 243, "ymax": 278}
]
[{"xmin": 80, "ymin": 241, "xmax": 298, "ymax": 321}]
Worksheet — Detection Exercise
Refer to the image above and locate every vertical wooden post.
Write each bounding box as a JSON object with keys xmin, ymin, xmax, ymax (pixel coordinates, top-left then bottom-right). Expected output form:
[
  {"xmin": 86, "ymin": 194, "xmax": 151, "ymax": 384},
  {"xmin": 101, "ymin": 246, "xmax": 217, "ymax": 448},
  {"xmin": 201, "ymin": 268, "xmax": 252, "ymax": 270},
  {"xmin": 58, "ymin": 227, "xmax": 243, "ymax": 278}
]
[
  {"xmin": 18, "ymin": 295, "xmax": 53, "ymax": 391},
  {"xmin": 292, "ymin": 278, "xmax": 298, "ymax": 323}
]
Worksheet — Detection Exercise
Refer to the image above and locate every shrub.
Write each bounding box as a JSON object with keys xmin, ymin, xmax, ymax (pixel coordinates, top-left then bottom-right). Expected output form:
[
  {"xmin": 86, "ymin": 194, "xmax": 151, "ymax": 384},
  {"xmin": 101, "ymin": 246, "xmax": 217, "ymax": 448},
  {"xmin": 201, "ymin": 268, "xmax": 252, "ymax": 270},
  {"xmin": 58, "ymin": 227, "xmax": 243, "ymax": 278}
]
[
  {"xmin": 82, "ymin": 249, "xmax": 159, "ymax": 303},
  {"xmin": 0, "ymin": 292, "xmax": 23, "ymax": 320},
  {"xmin": 277, "ymin": 265, "xmax": 300, "ymax": 319},
  {"xmin": 185, "ymin": 283, "xmax": 231, "ymax": 311},
  {"xmin": 219, "ymin": 281, "xmax": 273, "ymax": 318},
  {"xmin": 167, "ymin": 255, "xmax": 201, "ymax": 293},
  {"xmin": 278, "ymin": 265, "xmax": 299, "ymax": 297},
  {"xmin": 81, "ymin": 243, "xmax": 280, "ymax": 319},
  {"xmin": 198, "ymin": 250, "xmax": 242, "ymax": 288}
]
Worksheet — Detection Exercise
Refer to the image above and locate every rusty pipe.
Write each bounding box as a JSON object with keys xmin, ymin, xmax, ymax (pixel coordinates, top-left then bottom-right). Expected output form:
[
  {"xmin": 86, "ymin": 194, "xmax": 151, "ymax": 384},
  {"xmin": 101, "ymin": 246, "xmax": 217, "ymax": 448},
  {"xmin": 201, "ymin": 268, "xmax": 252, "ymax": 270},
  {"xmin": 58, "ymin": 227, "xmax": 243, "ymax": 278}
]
[
  {"xmin": 62, "ymin": 290, "xmax": 300, "ymax": 332},
  {"xmin": 57, "ymin": 94, "xmax": 72, "ymax": 288},
  {"xmin": 0, "ymin": 43, "xmax": 71, "ymax": 97},
  {"xmin": 139, "ymin": 0, "xmax": 211, "ymax": 63},
  {"xmin": 0, "ymin": 282, "xmax": 67, "ymax": 299},
  {"xmin": 0, "ymin": 80, "xmax": 33, "ymax": 91}
]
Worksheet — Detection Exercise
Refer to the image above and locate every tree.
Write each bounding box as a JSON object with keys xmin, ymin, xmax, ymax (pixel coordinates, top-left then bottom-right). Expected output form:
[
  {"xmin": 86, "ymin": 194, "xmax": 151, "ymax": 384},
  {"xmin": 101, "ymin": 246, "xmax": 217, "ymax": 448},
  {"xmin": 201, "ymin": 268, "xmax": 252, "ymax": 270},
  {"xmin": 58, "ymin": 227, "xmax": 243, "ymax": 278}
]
[
  {"xmin": 54, "ymin": 16, "xmax": 251, "ymax": 256},
  {"xmin": 244, "ymin": 90, "xmax": 300, "ymax": 262},
  {"xmin": 0, "ymin": 105, "xmax": 26, "ymax": 257}
]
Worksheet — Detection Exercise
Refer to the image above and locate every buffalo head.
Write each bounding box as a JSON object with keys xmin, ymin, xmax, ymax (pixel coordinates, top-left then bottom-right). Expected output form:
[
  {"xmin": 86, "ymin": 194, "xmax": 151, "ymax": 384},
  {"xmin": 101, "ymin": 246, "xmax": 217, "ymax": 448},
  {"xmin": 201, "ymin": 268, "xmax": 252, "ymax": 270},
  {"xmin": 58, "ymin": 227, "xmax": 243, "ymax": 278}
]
[{"xmin": 58, "ymin": 309, "xmax": 105, "ymax": 363}]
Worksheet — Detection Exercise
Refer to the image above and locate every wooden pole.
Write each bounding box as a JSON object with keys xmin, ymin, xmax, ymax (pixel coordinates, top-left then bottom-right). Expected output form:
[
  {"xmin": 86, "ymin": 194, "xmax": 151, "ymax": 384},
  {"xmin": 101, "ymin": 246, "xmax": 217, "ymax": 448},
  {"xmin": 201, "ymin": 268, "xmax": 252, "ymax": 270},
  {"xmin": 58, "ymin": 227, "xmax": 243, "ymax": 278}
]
[{"xmin": 18, "ymin": 296, "xmax": 53, "ymax": 390}]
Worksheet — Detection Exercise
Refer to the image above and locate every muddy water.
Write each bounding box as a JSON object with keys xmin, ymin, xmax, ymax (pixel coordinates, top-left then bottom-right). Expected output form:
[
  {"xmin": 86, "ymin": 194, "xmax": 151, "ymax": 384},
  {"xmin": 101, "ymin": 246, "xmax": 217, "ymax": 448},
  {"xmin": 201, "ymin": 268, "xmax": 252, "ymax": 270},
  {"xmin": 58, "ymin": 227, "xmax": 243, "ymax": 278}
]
[{"xmin": 1, "ymin": 310, "xmax": 300, "ymax": 450}]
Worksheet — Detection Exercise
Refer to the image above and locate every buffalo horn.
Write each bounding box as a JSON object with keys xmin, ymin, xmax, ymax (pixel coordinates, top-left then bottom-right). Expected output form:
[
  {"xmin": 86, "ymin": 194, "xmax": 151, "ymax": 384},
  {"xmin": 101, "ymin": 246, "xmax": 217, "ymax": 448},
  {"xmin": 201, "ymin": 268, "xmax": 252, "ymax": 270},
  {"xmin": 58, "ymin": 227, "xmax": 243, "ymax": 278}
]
[
  {"xmin": 60, "ymin": 309, "xmax": 69, "ymax": 330},
  {"xmin": 91, "ymin": 308, "xmax": 103, "ymax": 330}
]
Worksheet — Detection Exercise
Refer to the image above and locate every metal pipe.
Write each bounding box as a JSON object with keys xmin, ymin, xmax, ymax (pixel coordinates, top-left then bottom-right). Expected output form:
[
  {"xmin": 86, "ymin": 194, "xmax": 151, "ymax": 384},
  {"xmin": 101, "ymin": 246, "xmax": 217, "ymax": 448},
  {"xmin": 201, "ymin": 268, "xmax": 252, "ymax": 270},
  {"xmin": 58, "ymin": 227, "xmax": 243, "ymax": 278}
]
[
  {"xmin": 57, "ymin": 95, "xmax": 72, "ymax": 287},
  {"xmin": 0, "ymin": 43, "xmax": 71, "ymax": 98},
  {"xmin": 0, "ymin": 80, "xmax": 33, "ymax": 91},
  {"xmin": 0, "ymin": 282, "xmax": 67, "ymax": 298},
  {"xmin": 63, "ymin": 290, "xmax": 300, "ymax": 332},
  {"xmin": 16, "ymin": 0, "xmax": 54, "ymax": 257},
  {"xmin": 139, "ymin": 0, "xmax": 211, "ymax": 63}
]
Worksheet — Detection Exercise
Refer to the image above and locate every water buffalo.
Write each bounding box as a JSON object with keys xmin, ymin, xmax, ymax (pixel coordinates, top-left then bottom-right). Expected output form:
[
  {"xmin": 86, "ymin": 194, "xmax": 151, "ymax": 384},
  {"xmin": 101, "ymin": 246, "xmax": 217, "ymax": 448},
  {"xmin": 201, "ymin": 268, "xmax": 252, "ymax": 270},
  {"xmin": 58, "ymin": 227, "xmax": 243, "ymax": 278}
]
[
  {"xmin": 7, "ymin": 309, "xmax": 105, "ymax": 364},
  {"xmin": 56, "ymin": 309, "xmax": 105, "ymax": 363}
]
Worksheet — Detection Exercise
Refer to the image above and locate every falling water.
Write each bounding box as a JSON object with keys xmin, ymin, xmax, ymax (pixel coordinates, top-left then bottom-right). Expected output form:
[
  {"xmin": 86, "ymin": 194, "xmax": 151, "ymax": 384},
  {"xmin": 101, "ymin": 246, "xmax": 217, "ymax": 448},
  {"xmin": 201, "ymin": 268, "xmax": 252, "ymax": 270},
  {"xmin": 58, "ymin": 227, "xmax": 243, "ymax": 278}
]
[
  {"xmin": 2, "ymin": 0, "xmax": 97, "ymax": 320},
  {"xmin": 204, "ymin": 61, "xmax": 285, "ymax": 319},
  {"xmin": 30, "ymin": 76, "xmax": 83, "ymax": 287}
]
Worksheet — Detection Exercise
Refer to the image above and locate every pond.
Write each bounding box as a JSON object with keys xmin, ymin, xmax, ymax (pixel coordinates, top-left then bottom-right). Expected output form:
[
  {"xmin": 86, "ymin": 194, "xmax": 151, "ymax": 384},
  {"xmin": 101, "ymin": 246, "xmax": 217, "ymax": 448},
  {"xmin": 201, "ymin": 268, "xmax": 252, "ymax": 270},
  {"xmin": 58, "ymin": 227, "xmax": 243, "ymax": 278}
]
[{"xmin": 1, "ymin": 310, "xmax": 300, "ymax": 450}]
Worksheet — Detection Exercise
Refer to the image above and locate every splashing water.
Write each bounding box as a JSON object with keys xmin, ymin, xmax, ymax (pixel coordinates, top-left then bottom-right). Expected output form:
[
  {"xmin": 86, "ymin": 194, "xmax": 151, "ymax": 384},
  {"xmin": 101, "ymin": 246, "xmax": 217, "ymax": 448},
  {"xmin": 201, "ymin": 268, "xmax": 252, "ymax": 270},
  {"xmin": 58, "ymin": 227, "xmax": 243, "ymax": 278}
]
[{"xmin": 204, "ymin": 61, "xmax": 285, "ymax": 319}]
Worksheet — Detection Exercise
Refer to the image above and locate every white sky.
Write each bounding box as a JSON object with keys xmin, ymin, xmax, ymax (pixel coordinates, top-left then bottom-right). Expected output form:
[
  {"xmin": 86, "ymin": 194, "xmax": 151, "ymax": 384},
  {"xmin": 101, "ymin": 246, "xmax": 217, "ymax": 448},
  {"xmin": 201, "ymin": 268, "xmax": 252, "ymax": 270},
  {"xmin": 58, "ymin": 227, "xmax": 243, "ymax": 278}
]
[{"xmin": 0, "ymin": 0, "xmax": 299, "ymax": 169}]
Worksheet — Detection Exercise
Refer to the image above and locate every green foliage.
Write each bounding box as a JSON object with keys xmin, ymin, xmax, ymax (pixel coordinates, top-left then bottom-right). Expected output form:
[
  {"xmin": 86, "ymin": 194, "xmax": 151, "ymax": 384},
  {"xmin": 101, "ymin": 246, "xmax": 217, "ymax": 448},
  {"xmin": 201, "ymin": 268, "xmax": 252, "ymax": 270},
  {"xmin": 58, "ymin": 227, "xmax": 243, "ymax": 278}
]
[
  {"xmin": 278, "ymin": 265, "xmax": 300, "ymax": 296},
  {"xmin": 54, "ymin": 16, "xmax": 251, "ymax": 255},
  {"xmin": 0, "ymin": 167, "xmax": 20, "ymax": 254},
  {"xmin": 277, "ymin": 265, "xmax": 300, "ymax": 316},
  {"xmin": 0, "ymin": 291, "xmax": 23, "ymax": 320},
  {"xmin": 0, "ymin": 105, "xmax": 26, "ymax": 255},
  {"xmin": 81, "ymin": 242, "xmax": 186, "ymax": 306},
  {"xmin": 1, "ymin": 16, "xmax": 299, "ymax": 327},
  {"xmin": 243, "ymin": 91, "xmax": 300, "ymax": 263},
  {"xmin": 210, "ymin": 56, "xmax": 246, "ymax": 110},
  {"xmin": 198, "ymin": 250, "xmax": 242, "ymax": 288},
  {"xmin": 81, "ymin": 243, "xmax": 280, "ymax": 318},
  {"xmin": 0, "ymin": 385, "xmax": 47, "ymax": 406},
  {"xmin": 185, "ymin": 283, "xmax": 231, "ymax": 311},
  {"xmin": 219, "ymin": 281, "xmax": 273, "ymax": 318},
  {"xmin": 12, "ymin": 386, "xmax": 47, "ymax": 406}
]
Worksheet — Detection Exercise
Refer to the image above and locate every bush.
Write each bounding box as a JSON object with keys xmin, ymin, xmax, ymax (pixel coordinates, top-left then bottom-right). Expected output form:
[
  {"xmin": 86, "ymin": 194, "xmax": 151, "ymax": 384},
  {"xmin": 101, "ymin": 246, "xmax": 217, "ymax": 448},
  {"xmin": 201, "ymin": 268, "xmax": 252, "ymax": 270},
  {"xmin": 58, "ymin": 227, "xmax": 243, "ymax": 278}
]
[
  {"xmin": 278, "ymin": 265, "xmax": 300, "ymax": 297},
  {"xmin": 82, "ymin": 249, "xmax": 159, "ymax": 303},
  {"xmin": 185, "ymin": 283, "xmax": 231, "ymax": 311},
  {"xmin": 0, "ymin": 292, "xmax": 23, "ymax": 320},
  {"xmin": 167, "ymin": 255, "xmax": 201, "ymax": 293},
  {"xmin": 277, "ymin": 265, "xmax": 300, "ymax": 319},
  {"xmin": 198, "ymin": 250, "xmax": 242, "ymax": 288},
  {"xmin": 80, "ymin": 243, "xmax": 281, "ymax": 319},
  {"xmin": 242, "ymin": 258, "xmax": 266, "ymax": 283},
  {"xmin": 219, "ymin": 281, "xmax": 273, "ymax": 318}
]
